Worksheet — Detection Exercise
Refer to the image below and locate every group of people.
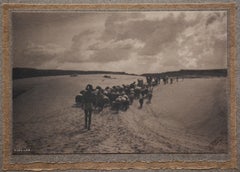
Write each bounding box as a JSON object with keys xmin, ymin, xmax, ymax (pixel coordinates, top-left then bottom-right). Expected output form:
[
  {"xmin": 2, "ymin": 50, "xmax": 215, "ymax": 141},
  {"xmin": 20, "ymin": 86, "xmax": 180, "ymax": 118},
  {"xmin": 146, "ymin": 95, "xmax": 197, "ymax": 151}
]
[
  {"xmin": 146, "ymin": 75, "xmax": 180, "ymax": 85},
  {"xmin": 75, "ymin": 75, "xmax": 180, "ymax": 130},
  {"xmin": 75, "ymin": 78, "xmax": 155, "ymax": 130}
]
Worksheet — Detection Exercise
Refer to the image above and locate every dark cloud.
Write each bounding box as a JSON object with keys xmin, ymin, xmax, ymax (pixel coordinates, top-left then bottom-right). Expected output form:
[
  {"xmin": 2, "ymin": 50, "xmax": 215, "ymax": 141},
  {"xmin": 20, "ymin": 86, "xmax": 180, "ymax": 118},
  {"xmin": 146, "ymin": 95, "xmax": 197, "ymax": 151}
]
[
  {"xmin": 12, "ymin": 12, "xmax": 105, "ymax": 67},
  {"xmin": 12, "ymin": 12, "xmax": 99, "ymax": 28},
  {"xmin": 14, "ymin": 45, "xmax": 58, "ymax": 68}
]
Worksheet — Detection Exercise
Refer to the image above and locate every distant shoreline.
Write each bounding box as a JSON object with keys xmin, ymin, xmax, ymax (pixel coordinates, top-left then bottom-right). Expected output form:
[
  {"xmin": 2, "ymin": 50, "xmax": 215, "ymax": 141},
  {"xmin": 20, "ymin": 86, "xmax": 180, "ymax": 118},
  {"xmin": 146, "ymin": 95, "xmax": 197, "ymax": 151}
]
[{"xmin": 12, "ymin": 67, "xmax": 227, "ymax": 80}]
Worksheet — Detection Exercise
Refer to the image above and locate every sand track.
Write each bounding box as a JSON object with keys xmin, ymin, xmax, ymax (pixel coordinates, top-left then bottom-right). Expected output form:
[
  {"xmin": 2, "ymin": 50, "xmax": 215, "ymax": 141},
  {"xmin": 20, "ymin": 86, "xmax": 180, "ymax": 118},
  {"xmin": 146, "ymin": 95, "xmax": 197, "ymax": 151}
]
[{"xmin": 13, "ymin": 75, "xmax": 228, "ymax": 154}]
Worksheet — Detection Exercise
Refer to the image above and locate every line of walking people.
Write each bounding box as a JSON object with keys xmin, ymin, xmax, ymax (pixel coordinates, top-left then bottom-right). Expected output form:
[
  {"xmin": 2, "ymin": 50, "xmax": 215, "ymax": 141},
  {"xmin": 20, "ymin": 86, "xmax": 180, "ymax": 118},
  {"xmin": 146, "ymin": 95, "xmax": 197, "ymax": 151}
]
[
  {"xmin": 75, "ymin": 78, "xmax": 154, "ymax": 130},
  {"xmin": 75, "ymin": 75, "xmax": 181, "ymax": 130}
]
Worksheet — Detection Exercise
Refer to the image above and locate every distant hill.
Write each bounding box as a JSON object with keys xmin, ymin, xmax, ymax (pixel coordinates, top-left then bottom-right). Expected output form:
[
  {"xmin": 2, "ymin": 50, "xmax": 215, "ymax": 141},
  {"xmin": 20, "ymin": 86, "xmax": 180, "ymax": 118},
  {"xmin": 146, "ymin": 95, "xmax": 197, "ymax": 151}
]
[
  {"xmin": 13, "ymin": 68, "xmax": 227, "ymax": 80},
  {"xmin": 142, "ymin": 69, "xmax": 227, "ymax": 78},
  {"xmin": 12, "ymin": 68, "xmax": 131, "ymax": 80}
]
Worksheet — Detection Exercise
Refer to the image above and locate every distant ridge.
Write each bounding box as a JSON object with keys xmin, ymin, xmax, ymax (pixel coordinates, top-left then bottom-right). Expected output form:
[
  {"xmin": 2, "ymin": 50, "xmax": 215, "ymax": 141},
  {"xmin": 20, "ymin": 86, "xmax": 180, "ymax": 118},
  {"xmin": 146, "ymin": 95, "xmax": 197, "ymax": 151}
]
[
  {"xmin": 13, "ymin": 68, "xmax": 227, "ymax": 80},
  {"xmin": 12, "ymin": 68, "xmax": 133, "ymax": 80},
  {"xmin": 142, "ymin": 69, "xmax": 227, "ymax": 78}
]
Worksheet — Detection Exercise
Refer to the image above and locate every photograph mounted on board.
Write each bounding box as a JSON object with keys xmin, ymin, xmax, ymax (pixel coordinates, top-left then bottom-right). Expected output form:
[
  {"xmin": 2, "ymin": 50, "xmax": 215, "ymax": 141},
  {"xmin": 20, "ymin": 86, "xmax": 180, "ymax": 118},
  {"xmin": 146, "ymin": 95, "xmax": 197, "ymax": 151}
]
[{"xmin": 12, "ymin": 10, "xmax": 228, "ymax": 155}]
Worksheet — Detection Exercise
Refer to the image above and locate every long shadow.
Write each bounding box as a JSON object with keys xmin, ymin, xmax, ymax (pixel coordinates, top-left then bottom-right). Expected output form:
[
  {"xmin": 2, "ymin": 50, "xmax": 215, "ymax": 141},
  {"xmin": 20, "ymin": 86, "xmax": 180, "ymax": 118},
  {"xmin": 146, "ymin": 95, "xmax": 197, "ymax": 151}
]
[
  {"xmin": 71, "ymin": 104, "xmax": 82, "ymax": 108},
  {"xmin": 68, "ymin": 128, "xmax": 88, "ymax": 137}
]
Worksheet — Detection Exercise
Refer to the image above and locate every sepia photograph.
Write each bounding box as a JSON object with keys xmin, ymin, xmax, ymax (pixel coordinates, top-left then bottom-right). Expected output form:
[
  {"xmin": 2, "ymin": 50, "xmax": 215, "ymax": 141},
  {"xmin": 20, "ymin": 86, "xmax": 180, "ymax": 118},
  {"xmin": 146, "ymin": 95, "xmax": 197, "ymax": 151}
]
[{"xmin": 12, "ymin": 10, "xmax": 228, "ymax": 155}]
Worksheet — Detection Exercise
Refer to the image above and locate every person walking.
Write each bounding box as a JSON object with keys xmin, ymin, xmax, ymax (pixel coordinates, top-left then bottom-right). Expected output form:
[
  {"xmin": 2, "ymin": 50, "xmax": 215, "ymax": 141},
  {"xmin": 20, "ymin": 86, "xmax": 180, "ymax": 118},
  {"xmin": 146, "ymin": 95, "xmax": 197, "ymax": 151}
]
[
  {"xmin": 139, "ymin": 92, "xmax": 144, "ymax": 109},
  {"xmin": 83, "ymin": 84, "xmax": 95, "ymax": 130},
  {"xmin": 147, "ymin": 87, "xmax": 153, "ymax": 103}
]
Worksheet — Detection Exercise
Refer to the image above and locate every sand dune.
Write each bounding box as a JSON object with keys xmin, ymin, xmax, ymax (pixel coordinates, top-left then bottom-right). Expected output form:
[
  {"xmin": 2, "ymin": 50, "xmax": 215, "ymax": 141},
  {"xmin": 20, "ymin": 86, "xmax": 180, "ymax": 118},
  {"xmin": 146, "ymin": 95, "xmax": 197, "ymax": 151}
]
[{"xmin": 13, "ymin": 75, "xmax": 227, "ymax": 154}]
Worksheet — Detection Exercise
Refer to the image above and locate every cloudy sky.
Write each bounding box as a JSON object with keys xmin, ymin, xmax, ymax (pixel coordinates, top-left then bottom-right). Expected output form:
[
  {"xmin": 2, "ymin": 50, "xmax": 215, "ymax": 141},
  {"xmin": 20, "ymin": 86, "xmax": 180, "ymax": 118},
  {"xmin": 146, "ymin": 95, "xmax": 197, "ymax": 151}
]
[{"xmin": 12, "ymin": 11, "xmax": 227, "ymax": 74}]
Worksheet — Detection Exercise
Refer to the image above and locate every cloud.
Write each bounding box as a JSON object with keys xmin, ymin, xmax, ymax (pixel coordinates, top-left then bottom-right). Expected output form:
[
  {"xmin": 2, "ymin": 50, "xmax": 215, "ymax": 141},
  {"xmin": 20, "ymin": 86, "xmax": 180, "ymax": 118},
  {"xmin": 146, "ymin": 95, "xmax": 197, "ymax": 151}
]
[
  {"xmin": 101, "ymin": 13, "xmax": 146, "ymax": 41},
  {"xmin": 12, "ymin": 11, "xmax": 227, "ymax": 73},
  {"xmin": 59, "ymin": 29, "xmax": 99, "ymax": 63},
  {"xmin": 88, "ymin": 39, "xmax": 144, "ymax": 63},
  {"xmin": 100, "ymin": 12, "xmax": 200, "ymax": 56},
  {"xmin": 184, "ymin": 11, "xmax": 227, "ymax": 69},
  {"xmin": 61, "ymin": 21, "xmax": 145, "ymax": 64},
  {"xmin": 14, "ymin": 42, "xmax": 66, "ymax": 68},
  {"xmin": 58, "ymin": 12, "xmax": 226, "ymax": 72},
  {"xmin": 71, "ymin": 30, "xmax": 95, "ymax": 49},
  {"xmin": 61, "ymin": 12, "xmax": 204, "ymax": 69}
]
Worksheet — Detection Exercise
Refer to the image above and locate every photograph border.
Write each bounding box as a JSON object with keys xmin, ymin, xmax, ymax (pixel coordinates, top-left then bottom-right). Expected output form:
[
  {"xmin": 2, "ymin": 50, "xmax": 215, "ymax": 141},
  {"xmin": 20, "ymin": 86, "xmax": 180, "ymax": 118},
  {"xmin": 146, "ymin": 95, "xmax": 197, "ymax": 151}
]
[{"xmin": 2, "ymin": 2, "xmax": 237, "ymax": 171}]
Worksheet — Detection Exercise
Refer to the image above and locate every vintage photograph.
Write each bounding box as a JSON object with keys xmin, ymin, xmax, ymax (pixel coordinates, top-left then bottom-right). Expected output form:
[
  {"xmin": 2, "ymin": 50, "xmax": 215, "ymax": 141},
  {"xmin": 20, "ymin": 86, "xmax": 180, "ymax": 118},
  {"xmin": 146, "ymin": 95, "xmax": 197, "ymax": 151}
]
[{"xmin": 12, "ymin": 11, "xmax": 228, "ymax": 155}]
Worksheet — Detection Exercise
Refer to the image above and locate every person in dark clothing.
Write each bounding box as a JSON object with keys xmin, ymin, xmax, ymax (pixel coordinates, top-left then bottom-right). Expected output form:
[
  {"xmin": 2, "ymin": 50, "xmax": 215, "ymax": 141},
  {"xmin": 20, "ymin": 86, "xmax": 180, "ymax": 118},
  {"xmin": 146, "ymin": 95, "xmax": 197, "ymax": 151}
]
[
  {"xmin": 147, "ymin": 87, "xmax": 153, "ymax": 103},
  {"xmin": 139, "ymin": 92, "xmax": 144, "ymax": 109},
  {"xmin": 83, "ymin": 84, "xmax": 95, "ymax": 130},
  {"xmin": 170, "ymin": 78, "xmax": 173, "ymax": 84}
]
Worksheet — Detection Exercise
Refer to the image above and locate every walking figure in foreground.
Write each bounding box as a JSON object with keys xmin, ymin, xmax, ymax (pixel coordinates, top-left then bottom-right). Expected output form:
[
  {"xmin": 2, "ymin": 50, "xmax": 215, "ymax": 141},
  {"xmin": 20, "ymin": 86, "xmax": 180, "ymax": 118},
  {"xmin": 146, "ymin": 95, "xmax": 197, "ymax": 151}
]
[{"xmin": 83, "ymin": 84, "xmax": 94, "ymax": 130}]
